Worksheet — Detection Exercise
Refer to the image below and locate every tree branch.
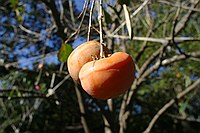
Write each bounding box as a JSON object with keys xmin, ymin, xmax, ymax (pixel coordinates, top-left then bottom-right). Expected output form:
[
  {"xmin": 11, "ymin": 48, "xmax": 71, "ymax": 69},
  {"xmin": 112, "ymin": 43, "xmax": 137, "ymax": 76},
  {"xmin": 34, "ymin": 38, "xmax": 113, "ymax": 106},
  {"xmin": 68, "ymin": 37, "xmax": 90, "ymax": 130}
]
[
  {"xmin": 0, "ymin": 95, "xmax": 62, "ymax": 102},
  {"xmin": 158, "ymin": 0, "xmax": 200, "ymax": 12},
  {"xmin": 41, "ymin": 0, "xmax": 67, "ymax": 40},
  {"xmin": 167, "ymin": 114, "xmax": 200, "ymax": 123},
  {"xmin": 106, "ymin": 35, "xmax": 200, "ymax": 44},
  {"xmin": 75, "ymin": 83, "xmax": 90, "ymax": 133},
  {"xmin": 112, "ymin": 0, "xmax": 150, "ymax": 35},
  {"xmin": 143, "ymin": 78, "xmax": 200, "ymax": 133},
  {"xmin": 65, "ymin": 0, "xmax": 90, "ymax": 43},
  {"xmin": 175, "ymin": 0, "xmax": 200, "ymax": 35},
  {"xmin": 87, "ymin": 0, "xmax": 95, "ymax": 41},
  {"xmin": 119, "ymin": 50, "xmax": 200, "ymax": 133}
]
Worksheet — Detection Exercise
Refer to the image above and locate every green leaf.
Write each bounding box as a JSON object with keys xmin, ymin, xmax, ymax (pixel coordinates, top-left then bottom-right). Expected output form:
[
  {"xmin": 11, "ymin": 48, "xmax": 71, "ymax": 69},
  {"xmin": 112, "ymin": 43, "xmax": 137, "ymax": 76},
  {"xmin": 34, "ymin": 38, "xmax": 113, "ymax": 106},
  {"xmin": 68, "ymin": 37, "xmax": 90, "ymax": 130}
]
[
  {"xmin": 58, "ymin": 43, "xmax": 73, "ymax": 62},
  {"xmin": 10, "ymin": 0, "xmax": 18, "ymax": 7},
  {"xmin": 179, "ymin": 99, "xmax": 189, "ymax": 113},
  {"xmin": 8, "ymin": 89, "xmax": 15, "ymax": 100},
  {"xmin": 185, "ymin": 76, "xmax": 192, "ymax": 87},
  {"xmin": 123, "ymin": 4, "xmax": 133, "ymax": 39}
]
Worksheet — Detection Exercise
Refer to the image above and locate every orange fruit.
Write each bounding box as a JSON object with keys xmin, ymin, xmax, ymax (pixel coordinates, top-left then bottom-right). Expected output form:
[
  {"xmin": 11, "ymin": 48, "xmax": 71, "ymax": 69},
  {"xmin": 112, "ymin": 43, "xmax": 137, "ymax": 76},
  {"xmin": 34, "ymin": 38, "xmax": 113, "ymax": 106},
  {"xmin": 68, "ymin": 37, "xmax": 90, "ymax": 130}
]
[
  {"xmin": 176, "ymin": 73, "xmax": 181, "ymax": 78},
  {"xmin": 79, "ymin": 52, "xmax": 135, "ymax": 100},
  {"xmin": 67, "ymin": 41, "xmax": 109, "ymax": 83}
]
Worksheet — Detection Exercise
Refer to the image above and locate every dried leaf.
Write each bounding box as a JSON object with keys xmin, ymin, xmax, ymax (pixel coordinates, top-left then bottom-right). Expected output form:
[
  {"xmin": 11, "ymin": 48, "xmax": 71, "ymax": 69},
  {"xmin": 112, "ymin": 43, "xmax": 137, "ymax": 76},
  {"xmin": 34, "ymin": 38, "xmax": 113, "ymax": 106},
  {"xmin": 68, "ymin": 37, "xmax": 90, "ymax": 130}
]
[{"xmin": 123, "ymin": 4, "xmax": 133, "ymax": 39}]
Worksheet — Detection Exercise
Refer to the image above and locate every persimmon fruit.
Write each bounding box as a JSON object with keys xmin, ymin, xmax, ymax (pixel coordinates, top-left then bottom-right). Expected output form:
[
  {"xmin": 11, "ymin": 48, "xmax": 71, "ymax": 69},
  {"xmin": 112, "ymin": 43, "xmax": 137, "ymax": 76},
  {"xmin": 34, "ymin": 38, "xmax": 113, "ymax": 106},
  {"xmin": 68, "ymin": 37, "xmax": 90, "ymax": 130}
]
[
  {"xmin": 176, "ymin": 73, "xmax": 181, "ymax": 78},
  {"xmin": 67, "ymin": 41, "xmax": 109, "ymax": 83},
  {"xmin": 79, "ymin": 52, "xmax": 135, "ymax": 100}
]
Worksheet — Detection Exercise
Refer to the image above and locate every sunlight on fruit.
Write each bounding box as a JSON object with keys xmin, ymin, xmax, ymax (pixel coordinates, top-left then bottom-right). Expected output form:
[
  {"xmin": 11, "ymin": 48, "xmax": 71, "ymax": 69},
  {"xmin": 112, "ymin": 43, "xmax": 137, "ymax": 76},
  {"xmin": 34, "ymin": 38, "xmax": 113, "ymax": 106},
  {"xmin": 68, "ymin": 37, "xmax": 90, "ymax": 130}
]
[
  {"xmin": 79, "ymin": 52, "xmax": 135, "ymax": 100},
  {"xmin": 67, "ymin": 41, "xmax": 109, "ymax": 83},
  {"xmin": 68, "ymin": 41, "xmax": 135, "ymax": 100}
]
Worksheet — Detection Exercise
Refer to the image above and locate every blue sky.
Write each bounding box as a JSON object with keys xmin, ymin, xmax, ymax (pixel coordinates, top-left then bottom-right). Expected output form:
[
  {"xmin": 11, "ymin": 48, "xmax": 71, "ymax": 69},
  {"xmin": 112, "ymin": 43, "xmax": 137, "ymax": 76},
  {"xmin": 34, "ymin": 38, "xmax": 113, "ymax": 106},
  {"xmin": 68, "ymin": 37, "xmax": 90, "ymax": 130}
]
[
  {"xmin": 74, "ymin": 0, "xmax": 85, "ymax": 12},
  {"xmin": 3, "ymin": 0, "xmax": 117, "ymax": 70}
]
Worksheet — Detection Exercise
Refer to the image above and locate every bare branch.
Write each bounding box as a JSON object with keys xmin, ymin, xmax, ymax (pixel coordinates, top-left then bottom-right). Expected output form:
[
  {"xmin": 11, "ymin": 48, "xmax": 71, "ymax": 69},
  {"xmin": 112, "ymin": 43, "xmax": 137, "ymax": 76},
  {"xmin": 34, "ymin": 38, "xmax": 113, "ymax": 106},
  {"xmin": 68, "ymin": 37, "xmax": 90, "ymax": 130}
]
[
  {"xmin": 0, "ymin": 95, "xmax": 62, "ymax": 102},
  {"xmin": 112, "ymin": 0, "xmax": 150, "ymax": 35},
  {"xmin": 138, "ymin": 44, "xmax": 167, "ymax": 78},
  {"xmin": 46, "ymin": 75, "xmax": 70, "ymax": 97},
  {"xmin": 58, "ymin": 0, "xmax": 64, "ymax": 23},
  {"xmin": 88, "ymin": 0, "xmax": 95, "ymax": 41},
  {"xmin": 162, "ymin": 52, "xmax": 200, "ymax": 65},
  {"xmin": 119, "ymin": 49, "xmax": 200, "ymax": 133},
  {"xmin": 143, "ymin": 78, "xmax": 200, "ymax": 133},
  {"xmin": 138, "ymin": 51, "xmax": 200, "ymax": 87},
  {"xmin": 4, "ymin": 51, "xmax": 57, "ymax": 68},
  {"xmin": 158, "ymin": 0, "xmax": 200, "ymax": 12},
  {"xmin": 65, "ymin": 0, "xmax": 90, "ymax": 43},
  {"xmin": 106, "ymin": 35, "xmax": 200, "ymax": 43},
  {"xmin": 175, "ymin": 0, "xmax": 200, "ymax": 35},
  {"xmin": 98, "ymin": 0, "xmax": 105, "ymax": 58},
  {"xmin": 135, "ymin": 28, "xmax": 153, "ymax": 62},
  {"xmin": 69, "ymin": 0, "xmax": 76, "ymax": 28},
  {"xmin": 41, "ymin": 0, "xmax": 67, "ymax": 40},
  {"xmin": 75, "ymin": 83, "xmax": 90, "ymax": 133},
  {"xmin": 167, "ymin": 114, "xmax": 200, "ymax": 123},
  {"xmin": 18, "ymin": 25, "xmax": 42, "ymax": 37}
]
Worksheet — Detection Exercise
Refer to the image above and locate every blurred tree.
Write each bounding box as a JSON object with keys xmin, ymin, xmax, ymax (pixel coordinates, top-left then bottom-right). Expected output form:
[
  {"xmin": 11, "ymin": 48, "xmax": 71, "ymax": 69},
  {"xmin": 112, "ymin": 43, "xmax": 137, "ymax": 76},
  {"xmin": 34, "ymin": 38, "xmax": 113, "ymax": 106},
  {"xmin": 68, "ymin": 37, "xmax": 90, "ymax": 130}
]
[{"xmin": 0, "ymin": 0, "xmax": 200, "ymax": 133}]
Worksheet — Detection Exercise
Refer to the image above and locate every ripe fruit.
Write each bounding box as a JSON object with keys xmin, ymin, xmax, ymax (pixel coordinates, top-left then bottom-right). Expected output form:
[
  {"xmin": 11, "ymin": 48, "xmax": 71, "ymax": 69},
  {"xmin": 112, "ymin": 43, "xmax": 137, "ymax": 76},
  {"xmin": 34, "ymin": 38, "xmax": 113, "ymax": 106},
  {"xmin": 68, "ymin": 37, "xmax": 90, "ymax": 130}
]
[
  {"xmin": 176, "ymin": 73, "xmax": 181, "ymax": 78},
  {"xmin": 79, "ymin": 52, "xmax": 135, "ymax": 100},
  {"xmin": 67, "ymin": 41, "xmax": 109, "ymax": 83}
]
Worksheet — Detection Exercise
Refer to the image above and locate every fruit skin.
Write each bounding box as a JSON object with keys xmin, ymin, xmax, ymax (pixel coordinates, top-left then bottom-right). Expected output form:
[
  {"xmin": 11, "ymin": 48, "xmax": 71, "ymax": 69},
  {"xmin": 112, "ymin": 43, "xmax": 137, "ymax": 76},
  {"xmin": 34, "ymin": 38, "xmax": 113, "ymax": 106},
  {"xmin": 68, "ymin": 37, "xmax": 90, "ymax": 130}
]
[
  {"xmin": 79, "ymin": 52, "xmax": 135, "ymax": 100},
  {"xmin": 67, "ymin": 41, "xmax": 109, "ymax": 83}
]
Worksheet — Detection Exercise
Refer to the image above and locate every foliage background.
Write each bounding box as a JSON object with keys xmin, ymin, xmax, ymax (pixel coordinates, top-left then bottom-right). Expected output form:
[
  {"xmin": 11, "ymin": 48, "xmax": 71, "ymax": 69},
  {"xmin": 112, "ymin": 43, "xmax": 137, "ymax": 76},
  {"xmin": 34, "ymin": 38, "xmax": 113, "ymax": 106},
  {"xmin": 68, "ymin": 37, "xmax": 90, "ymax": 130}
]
[{"xmin": 0, "ymin": 0, "xmax": 200, "ymax": 133}]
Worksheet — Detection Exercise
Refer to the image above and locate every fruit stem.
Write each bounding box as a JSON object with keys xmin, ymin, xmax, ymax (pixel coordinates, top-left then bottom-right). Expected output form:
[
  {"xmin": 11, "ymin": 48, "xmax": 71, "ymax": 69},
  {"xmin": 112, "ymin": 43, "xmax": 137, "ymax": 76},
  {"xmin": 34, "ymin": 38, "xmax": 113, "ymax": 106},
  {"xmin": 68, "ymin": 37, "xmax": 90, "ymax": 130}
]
[
  {"xmin": 87, "ymin": 0, "xmax": 95, "ymax": 41},
  {"xmin": 98, "ymin": 0, "xmax": 104, "ymax": 58}
]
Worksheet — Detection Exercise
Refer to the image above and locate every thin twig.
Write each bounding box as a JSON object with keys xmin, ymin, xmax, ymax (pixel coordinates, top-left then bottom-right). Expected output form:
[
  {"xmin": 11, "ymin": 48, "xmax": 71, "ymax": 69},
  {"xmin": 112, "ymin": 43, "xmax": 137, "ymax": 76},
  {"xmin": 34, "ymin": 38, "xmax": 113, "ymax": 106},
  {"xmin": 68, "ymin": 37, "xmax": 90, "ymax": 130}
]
[
  {"xmin": 46, "ymin": 75, "xmax": 70, "ymax": 97},
  {"xmin": 75, "ymin": 83, "xmax": 90, "ymax": 133},
  {"xmin": 4, "ymin": 51, "xmax": 57, "ymax": 68},
  {"xmin": 58, "ymin": 0, "xmax": 64, "ymax": 23},
  {"xmin": 135, "ymin": 29, "xmax": 152, "ymax": 62},
  {"xmin": 35, "ymin": 43, "xmax": 46, "ymax": 86},
  {"xmin": 143, "ymin": 78, "xmax": 200, "ymax": 133},
  {"xmin": 106, "ymin": 35, "xmax": 200, "ymax": 44},
  {"xmin": 98, "ymin": 0, "xmax": 104, "ymax": 58},
  {"xmin": 170, "ymin": 1, "xmax": 186, "ymax": 55},
  {"xmin": 119, "ymin": 50, "xmax": 200, "ymax": 133},
  {"xmin": 0, "ymin": 89, "xmax": 41, "ymax": 95},
  {"xmin": 50, "ymin": 73, "xmax": 56, "ymax": 88},
  {"xmin": 69, "ymin": 0, "xmax": 76, "ymax": 28},
  {"xmin": 167, "ymin": 114, "xmax": 200, "ymax": 123},
  {"xmin": 41, "ymin": 0, "xmax": 67, "ymax": 40},
  {"xmin": 87, "ymin": 0, "xmax": 95, "ymax": 41},
  {"xmin": 65, "ymin": 0, "xmax": 90, "ymax": 43},
  {"xmin": 158, "ymin": 0, "xmax": 200, "ymax": 12},
  {"xmin": 112, "ymin": 0, "xmax": 150, "ymax": 35},
  {"xmin": 78, "ymin": 0, "xmax": 88, "ymax": 18},
  {"xmin": 171, "ymin": 1, "xmax": 181, "ymax": 42},
  {"xmin": 0, "ymin": 95, "xmax": 62, "ymax": 102},
  {"xmin": 174, "ymin": 0, "xmax": 200, "ymax": 34},
  {"xmin": 69, "ymin": 3, "xmax": 91, "ymax": 131},
  {"xmin": 19, "ymin": 24, "xmax": 42, "ymax": 37}
]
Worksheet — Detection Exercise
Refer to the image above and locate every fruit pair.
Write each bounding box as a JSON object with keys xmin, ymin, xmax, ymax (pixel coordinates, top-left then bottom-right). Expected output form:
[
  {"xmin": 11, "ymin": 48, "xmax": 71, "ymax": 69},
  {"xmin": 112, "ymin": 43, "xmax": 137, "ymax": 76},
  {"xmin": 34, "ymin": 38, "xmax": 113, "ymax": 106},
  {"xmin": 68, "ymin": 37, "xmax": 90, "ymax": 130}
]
[{"xmin": 67, "ymin": 41, "xmax": 135, "ymax": 100}]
